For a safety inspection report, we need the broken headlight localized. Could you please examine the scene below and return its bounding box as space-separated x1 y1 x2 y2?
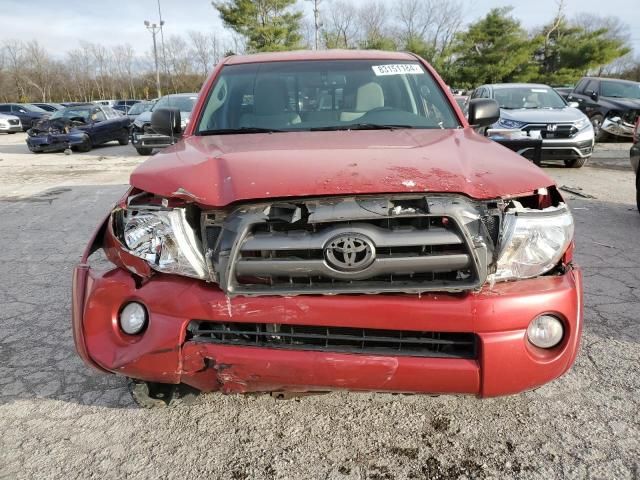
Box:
494 204 574 281
122 208 207 279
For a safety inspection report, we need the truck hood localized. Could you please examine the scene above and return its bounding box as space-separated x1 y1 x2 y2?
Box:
130 128 554 207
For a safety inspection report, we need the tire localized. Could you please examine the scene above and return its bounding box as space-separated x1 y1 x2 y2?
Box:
7 132 16 135
564 157 588 168
590 114 608 142
136 147 153 156
75 135 92 152
118 130 129 145
127 378 200 408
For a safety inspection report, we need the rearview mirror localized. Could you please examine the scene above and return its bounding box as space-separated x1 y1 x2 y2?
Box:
151 108 181 137
467 98 500 128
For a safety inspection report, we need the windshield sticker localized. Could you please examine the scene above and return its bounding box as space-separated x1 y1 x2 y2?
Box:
372 64 423 76
530 88 549 93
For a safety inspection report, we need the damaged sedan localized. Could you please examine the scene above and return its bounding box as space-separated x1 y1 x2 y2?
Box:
27 104 130 153
73 50 583 407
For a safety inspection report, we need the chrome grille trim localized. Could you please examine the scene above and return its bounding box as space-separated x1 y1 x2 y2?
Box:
203 195 494 296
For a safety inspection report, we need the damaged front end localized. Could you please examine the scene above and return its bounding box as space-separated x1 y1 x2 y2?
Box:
26 117 89 152
601 110 640 138
73 186 580 404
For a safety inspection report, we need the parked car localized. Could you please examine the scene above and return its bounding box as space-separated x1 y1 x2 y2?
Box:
94 99 118 107
72 50 582 407
130 93 198 155
471 83 594 167
26 103 130 153
0 112 22 133
630 118 640 212
0 103 48 130
113 99 141 113
567 77 640 141
126 101 154 121
454 95 469 115
30 102 65 112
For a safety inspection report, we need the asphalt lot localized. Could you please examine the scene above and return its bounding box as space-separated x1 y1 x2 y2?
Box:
0 132 639 479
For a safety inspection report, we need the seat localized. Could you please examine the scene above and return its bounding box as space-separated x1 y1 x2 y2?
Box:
523 93 540 109
239 78 301 129
340 82 384 122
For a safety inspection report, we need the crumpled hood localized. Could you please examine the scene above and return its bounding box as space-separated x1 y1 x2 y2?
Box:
29 117 87 135
500 107 586 123
130 128 554 207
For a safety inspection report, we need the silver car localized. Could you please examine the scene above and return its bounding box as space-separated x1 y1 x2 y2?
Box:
0 112 22 133
471 83 595 168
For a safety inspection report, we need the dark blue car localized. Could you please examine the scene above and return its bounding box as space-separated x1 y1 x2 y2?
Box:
26 104 130 153
0 103 48 130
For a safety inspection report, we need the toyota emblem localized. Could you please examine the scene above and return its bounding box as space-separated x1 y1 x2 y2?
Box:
324 233 376 272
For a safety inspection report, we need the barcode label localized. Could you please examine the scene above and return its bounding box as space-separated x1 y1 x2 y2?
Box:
372 64 424 76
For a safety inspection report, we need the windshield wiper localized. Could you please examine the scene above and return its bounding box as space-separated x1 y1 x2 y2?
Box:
198 127 286 135
309 123 416 131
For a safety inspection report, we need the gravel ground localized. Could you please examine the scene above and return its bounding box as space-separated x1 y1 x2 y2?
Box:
0 133 639 479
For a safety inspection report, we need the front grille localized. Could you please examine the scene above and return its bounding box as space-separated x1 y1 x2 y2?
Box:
522 123 577 139
204 196 489 296
8 119 19 125
187 320 478 359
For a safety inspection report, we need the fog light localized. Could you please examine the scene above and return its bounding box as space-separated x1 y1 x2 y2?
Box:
527 315 564 349
119 302 147 335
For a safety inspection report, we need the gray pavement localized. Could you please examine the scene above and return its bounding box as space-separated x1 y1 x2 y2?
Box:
0 138 639 479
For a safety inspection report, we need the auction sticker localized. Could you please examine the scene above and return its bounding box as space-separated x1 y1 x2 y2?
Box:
372 64 423 76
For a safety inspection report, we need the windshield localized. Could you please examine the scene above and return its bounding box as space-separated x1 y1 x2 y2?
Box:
195 60 460 134
153 95 197 112
601 80 640 99
128 103 152 115
493 86 566 109
50 107 93 121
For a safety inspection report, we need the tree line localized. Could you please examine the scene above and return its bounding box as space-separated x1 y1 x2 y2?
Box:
0 0 637 103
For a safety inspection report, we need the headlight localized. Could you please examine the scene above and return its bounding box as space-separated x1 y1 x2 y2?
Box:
574 116 590 130
497 118 527 129
494 204 574 281
122 208 207 279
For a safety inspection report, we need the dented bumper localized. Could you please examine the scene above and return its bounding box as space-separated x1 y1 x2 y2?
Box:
72 264 582 397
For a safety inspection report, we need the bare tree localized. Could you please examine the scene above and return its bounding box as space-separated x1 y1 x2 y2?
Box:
321 0 359 48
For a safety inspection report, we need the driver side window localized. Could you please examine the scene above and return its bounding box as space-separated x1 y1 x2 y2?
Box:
92 108 107 122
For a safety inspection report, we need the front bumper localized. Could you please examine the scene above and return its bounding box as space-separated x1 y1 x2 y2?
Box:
26 132 85 152
0 124 22 133
72 263 583 398
601 117 635 138
519 130 595 160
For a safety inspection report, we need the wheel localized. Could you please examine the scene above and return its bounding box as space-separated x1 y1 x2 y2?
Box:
590 114 608 142
118 130 129 145
75 135 92 152
564 157 588 168
636 170 640 214
136 147 153 156
127 378 200 408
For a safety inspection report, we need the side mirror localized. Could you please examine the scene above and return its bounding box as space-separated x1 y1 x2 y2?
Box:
568 101 580 108
587 90 598 101
467 98 500 128
151 108 181 137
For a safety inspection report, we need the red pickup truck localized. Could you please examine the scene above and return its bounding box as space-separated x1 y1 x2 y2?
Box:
72 50 582 407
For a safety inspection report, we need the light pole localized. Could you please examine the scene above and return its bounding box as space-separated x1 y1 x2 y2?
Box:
144 20 164 98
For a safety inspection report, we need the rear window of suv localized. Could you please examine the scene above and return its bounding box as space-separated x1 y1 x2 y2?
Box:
196 60 460 133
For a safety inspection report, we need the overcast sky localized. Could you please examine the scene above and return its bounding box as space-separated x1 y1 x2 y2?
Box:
0 0 638 55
